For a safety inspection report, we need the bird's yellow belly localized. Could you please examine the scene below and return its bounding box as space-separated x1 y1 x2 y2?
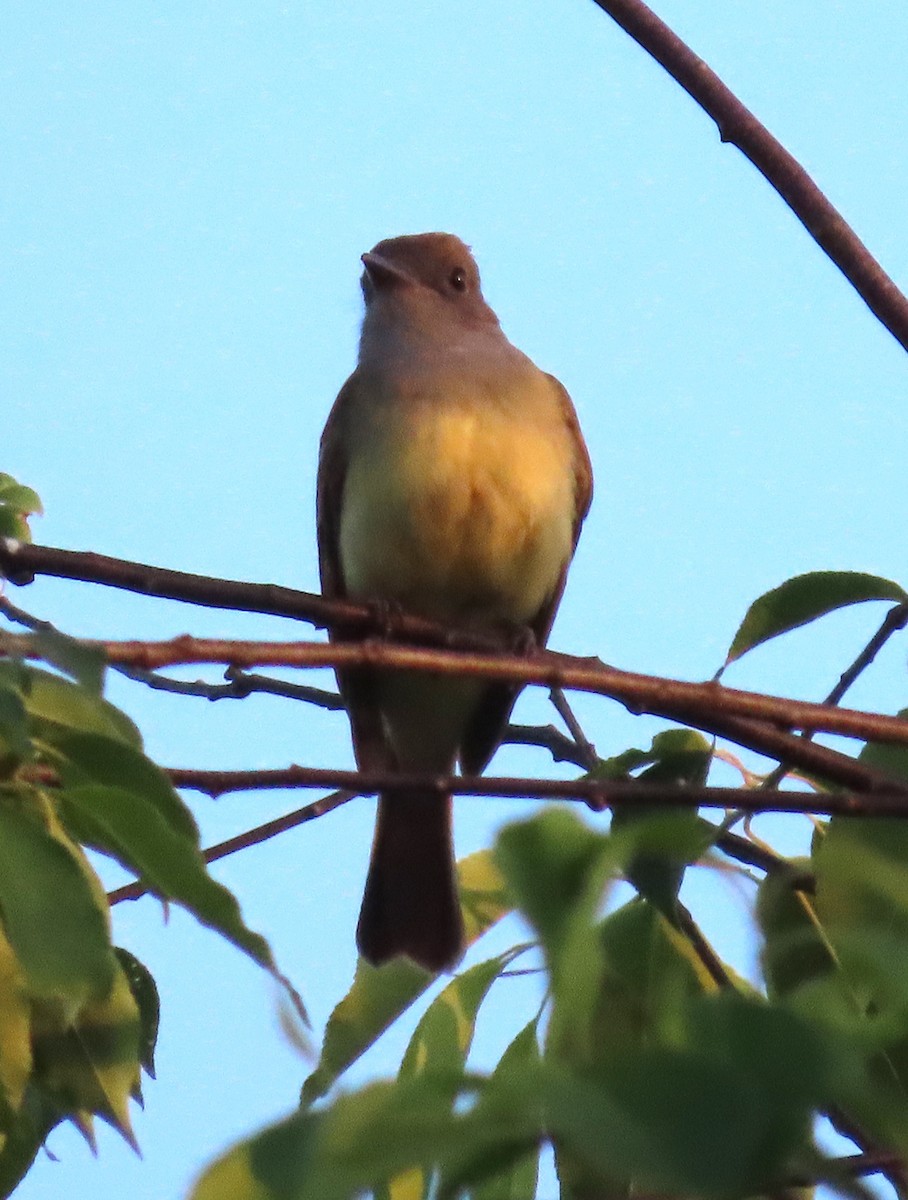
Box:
339 403 574 625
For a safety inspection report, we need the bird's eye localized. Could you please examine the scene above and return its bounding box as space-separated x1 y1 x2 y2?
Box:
449 267 467 292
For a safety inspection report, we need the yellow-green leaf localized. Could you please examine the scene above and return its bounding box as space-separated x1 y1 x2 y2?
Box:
0 790 114 1006
302 850 509 1106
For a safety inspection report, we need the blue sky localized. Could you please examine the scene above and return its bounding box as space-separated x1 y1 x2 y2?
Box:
4 2 908 1197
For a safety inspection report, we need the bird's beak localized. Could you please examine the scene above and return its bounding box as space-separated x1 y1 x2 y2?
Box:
361 251 411 289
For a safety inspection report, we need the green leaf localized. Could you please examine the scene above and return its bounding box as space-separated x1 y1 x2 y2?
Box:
598 899 718 1038
723 571 907 667
0 475 42 543
194 1079 455 1200
470 1021 541 1200
23 667 141 748
59 785 274 971
391 954 512 1199
53 730 200 843
302 850 508 1106
0 1090 60 1199
0 476 43 518
589 730 716 918
808 818 908 1153
757 861 836 999
591 727 713 786
302 955 431 1108
399 953 508 1081
458 847 512 948
495 808 612 962
196 1072 546 1200
497 811 615 1074
114 947 160 1081
0 930 32 1116
859 708 908 784
547 995 830 1199
30 629 106 694
0 791 114 1006
0 683 31 776
609 730 715 916
815 818 908 939
31 955 143 1148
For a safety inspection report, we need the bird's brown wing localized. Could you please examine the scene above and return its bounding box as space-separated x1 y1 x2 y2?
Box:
317 373 391 772
459 374 593 775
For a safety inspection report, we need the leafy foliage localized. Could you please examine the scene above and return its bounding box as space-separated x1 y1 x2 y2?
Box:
0 607 279 1189
0 476 43 543
4 476 908 1199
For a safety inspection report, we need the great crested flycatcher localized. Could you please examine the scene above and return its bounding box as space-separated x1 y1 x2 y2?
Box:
317 233 592 972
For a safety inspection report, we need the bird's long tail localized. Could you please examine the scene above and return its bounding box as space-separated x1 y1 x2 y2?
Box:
356 789 464 972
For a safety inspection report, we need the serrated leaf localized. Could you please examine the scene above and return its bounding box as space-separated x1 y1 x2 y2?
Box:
302 850 508 1106
59 784 274 970
53 730 199 843
723 571 907 667
23 667 141 748
0 791 114 1006
31 957 142 1147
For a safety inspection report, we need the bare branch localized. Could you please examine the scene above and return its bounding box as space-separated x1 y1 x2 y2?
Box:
5 631 906 751
160 764 908 816
0 539 505 650
589 0 908 351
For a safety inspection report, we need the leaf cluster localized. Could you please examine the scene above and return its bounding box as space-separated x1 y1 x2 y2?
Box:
0 561 281 1193
5 481 908 1200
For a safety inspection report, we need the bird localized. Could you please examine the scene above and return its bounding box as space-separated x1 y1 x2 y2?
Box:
317 233 592 972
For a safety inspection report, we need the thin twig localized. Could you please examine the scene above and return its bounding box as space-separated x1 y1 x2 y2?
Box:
676 903 733 989
713 829 793 878
505 722 590 767
106 789 355 905
763 601 908 789
589 0 908 351
119 663 345 708
549 687 598 766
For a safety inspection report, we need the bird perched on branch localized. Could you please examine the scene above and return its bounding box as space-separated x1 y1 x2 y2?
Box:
317 233 592 971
